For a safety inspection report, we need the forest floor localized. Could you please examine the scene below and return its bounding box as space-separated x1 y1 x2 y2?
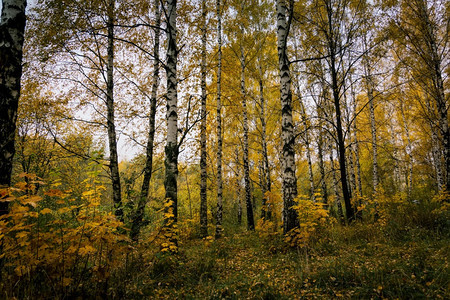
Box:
118 223 449 299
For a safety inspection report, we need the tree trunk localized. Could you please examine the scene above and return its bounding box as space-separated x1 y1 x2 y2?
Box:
235 148 242 225
130 0 160 241
164 0 178 224
276 0 298 234
300 102 315 201
326 0 354 222
0 0 27 217
400 101 413 197
363 53 378 195
317 125 328 204
329 141 344 222
390 122 401 192
105 0 123 221
418 0 449 191
199 0 208 238
426 97 444 191
215 0 223 238
257 59 271 220
350 74 363 197
240 42 255 231
431 119 444 191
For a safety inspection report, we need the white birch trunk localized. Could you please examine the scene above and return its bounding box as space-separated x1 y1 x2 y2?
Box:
257 58 271 219
105 0 123 221
276 0 298 233
164 0 178 224
0 0 27 216
400 101 413 197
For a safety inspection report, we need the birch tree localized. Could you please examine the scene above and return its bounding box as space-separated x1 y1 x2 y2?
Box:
0 0 27 217
199 0 208 238
390 0 449 191
164 0 179 225
105 0 123 221
240 30 255 231
215 0 223 238
276 0 299 233
130 0 161 240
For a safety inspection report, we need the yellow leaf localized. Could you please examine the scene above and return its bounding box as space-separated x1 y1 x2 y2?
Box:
79 245 96 256
14 265 27 276
62 277 72 287
16 231 28 239
57 207 71 214
41 208 53 214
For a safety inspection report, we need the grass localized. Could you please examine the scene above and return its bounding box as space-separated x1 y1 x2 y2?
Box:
116 222 449 299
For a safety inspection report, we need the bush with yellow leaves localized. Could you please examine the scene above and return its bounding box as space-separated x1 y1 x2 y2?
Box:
285 195 329 249
157 199 178 254
256 191 282 240
0 173 132 298
357 188 449 234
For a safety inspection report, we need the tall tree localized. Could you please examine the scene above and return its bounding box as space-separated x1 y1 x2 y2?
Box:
199 0 208 238
130 0 161 240
0 0 27 216
215 0 224 238
276 0 299 233
240 27 255 231
324 0 354 222
164 0 179 224
105 0 123 221
257 56 272 219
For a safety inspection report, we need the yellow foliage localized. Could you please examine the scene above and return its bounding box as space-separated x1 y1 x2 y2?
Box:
156 199 178 254
0 174 132 294
285 195 329 248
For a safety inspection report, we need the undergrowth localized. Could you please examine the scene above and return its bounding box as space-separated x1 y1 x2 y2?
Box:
1 178 448 299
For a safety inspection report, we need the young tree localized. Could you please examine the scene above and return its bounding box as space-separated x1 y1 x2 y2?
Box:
0 0 27 216
215 0 224 238
240 30 255 231
105 0 123 221
199 0 208 238
130 0 161 241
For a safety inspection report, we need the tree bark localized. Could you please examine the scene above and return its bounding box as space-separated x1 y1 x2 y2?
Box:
350 74 363 197
257 59 271 220
105 0 123 221
363 49 378 195
329 141 344 222
215 0 223 238
300 102 315 201
400 101 413 197
235 148 242 225
276 0 298 234
130 0 160 241
0 0 27 216
199 0 208 238
240 42 255 231
164 0 178 224
317 125 328 204
325 1 354 223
